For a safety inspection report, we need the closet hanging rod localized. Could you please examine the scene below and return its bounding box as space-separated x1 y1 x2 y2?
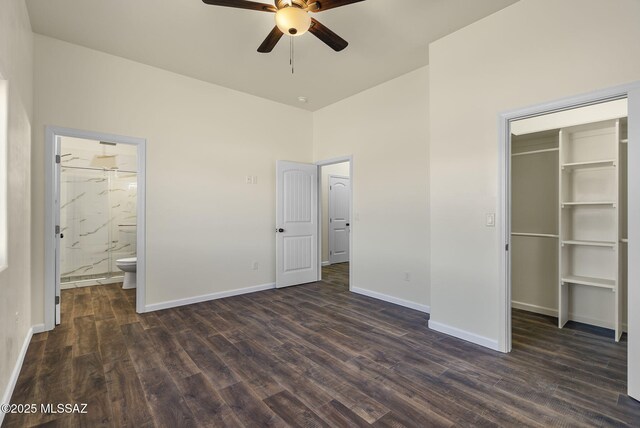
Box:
621 139 628 144
511 232 559 238
511 148 559 157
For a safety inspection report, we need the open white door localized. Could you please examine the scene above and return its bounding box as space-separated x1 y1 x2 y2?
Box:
276 161 318 288
329 176 350 264
54 136 62 325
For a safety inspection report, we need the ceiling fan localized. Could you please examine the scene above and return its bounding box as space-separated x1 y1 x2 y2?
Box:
202 0 365 53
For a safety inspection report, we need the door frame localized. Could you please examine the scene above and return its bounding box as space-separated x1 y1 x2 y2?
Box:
498 81 640 398
316 156 353 291
44 126 147 331
328 174 350 265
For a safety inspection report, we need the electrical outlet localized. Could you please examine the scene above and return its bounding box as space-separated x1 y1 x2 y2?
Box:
403 272 410 282
246 176 253 185
251 261 259 270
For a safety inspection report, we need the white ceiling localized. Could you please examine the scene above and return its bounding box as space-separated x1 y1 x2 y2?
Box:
26 0 518 111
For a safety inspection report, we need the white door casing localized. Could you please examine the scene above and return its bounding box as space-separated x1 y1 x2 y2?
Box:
54 137 62 325
276 161 318 288
329 175 350 264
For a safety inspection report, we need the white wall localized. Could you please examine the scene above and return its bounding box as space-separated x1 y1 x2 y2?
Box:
321 162 350 264
0 0 33 413
429 0 640 348
313 67 430 310
32 35 312 318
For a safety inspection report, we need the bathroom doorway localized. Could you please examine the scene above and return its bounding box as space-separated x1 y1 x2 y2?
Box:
318 158 352 290
44 127 146 330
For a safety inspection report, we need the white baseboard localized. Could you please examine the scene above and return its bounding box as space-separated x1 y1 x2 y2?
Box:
145 282 276 312
31 324 45 334
351 287 430 313
511 300 627 332
1 326 35 425
321 261 330 267
511 301 557 317
428 320 501 352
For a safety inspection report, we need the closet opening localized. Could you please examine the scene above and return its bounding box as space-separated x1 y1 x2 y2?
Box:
510 98 628 341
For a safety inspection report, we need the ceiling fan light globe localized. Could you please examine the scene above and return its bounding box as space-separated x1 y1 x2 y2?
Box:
275 7 311 36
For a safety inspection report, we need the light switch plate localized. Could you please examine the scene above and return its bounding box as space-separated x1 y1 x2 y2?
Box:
486 213 496 227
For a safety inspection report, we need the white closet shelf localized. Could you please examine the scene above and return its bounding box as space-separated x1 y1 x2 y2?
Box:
561 201 615 208
512 232 558 238
561 159 616 170
561 275 615 290
561 239 616 248
621 139 628 144
621 238 628 243
512 148 559 157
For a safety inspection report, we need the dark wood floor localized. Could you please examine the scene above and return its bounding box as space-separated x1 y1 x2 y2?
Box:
4 271 640 427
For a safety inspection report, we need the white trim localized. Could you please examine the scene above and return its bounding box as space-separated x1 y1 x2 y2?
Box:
31 324 45 334
511 301 557 317
321 261 330 267
44 126 147 331
428 320 501 352
628 86 640 399
315 156 353 291
0 326 34 425
144 282 276 312
351 287 430 313
499 81 640 356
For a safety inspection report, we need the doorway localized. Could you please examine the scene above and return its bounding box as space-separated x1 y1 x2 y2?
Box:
321 161 351 289
499 82 640 401
44 127 146 331
274 156 353 291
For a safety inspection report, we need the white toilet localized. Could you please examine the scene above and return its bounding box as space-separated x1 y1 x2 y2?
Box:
116 257 137 289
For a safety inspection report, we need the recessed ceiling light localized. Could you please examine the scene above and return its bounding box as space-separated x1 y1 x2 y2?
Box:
298 96 308 103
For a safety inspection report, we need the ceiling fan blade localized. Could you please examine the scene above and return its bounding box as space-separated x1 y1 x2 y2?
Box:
202 0 277 13
309 18 348 51
258 26 284 53
307 0 365 12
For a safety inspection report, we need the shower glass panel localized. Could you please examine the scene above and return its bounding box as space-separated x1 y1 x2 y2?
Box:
59 137 137 288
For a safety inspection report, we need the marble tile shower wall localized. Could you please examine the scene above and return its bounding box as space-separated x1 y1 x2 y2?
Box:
60 145 137 284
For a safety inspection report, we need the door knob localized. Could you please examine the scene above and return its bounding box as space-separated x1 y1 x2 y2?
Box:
60 233 64 239
346 223 350 227
276 228 285 233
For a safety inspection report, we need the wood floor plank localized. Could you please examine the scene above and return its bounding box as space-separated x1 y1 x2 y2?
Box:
72 352 113 427
103 360 155 428
263 390 330 428
315 399 374 428
218 381 288 428
137 366 198 428
73 315 99 358
146 326 200 381
174 329 239 390
202 334 284 400
175 373 240 428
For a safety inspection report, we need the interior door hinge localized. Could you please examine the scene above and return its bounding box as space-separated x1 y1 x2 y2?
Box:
55 155 61 164
55 225 60 235
55 296 60 305
505 243 509 251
